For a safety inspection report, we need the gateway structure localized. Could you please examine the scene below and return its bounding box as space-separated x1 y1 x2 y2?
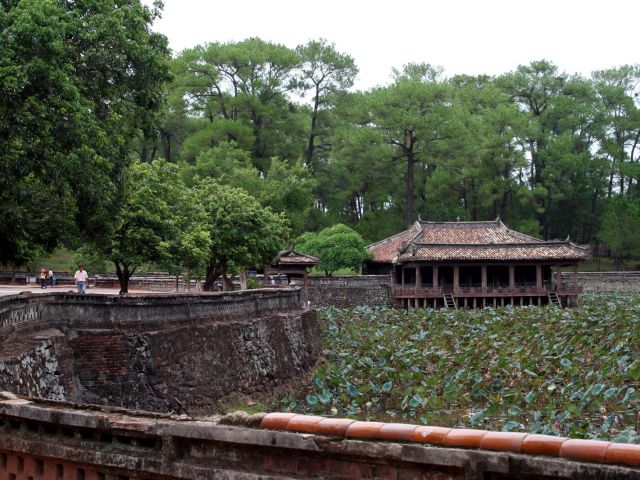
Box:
365 220 589 308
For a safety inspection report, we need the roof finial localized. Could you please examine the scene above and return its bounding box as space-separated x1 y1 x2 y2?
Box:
565 235 570 241
495 215 500 222
417 214 422 221
456 216 460 222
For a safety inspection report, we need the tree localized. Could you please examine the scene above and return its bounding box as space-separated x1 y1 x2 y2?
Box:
354 68 459 226
295 224 371 276
0 0 171 265
197 181 290 290
190 142 316 235
173 38 304 170
296 39 358 172
592 66 640 197
599 196 640 270
96 160 205 294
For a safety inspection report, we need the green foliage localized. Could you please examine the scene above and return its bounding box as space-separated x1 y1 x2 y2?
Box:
73 246 110 275
197 181 290 289
94 159 205 292
0 0 171 265
190 143 316 235
295 224 371 275
599 196 640 269
285 294 640 441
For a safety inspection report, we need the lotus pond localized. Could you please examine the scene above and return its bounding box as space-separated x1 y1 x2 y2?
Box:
280 293 640 442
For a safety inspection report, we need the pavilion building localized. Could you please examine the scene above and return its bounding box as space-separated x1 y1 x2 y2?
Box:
364 220 589 308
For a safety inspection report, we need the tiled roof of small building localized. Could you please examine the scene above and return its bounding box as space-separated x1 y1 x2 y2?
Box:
367 220 589 264
275 249 320 266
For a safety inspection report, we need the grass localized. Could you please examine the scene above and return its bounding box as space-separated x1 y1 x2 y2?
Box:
28 248 75 273
280 294 640 442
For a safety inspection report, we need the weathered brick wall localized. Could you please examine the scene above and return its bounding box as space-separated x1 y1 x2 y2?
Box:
306 276 392 308
562 271 640 293
0 290 320 414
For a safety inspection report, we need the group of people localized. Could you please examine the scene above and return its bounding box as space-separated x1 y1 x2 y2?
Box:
37 265 89 294
38 268 55 288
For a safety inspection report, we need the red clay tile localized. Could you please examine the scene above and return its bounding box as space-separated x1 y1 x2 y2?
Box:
345 421 385 440
480 432 528 453
521 434 567 457
605 443 640 467
560 439 611 463
286 415 326 433
377 423 419 442
316 418 355 437
444 429 488 448
410 426 452 444
260 412 297 430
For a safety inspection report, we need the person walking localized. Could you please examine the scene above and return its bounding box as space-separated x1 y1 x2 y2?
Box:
74 265 89 294
48 269 55 287
39 268 47 289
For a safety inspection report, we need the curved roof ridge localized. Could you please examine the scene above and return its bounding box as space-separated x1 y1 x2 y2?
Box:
410 241 584 247
418 219 502 226
366 221 421 249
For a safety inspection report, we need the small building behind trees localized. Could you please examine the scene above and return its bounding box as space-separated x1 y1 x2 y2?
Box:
365 220 589 308
264 248 320 291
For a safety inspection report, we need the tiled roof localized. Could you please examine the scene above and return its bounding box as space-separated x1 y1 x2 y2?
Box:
398 243 588 262
365 223 422 263
367 220 589 263
275 249 320 266
413 221 541 244
261 413 640 469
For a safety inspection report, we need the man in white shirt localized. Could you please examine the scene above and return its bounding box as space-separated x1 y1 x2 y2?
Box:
73 265 89 294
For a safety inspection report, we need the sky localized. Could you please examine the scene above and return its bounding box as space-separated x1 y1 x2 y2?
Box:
143 0 638 91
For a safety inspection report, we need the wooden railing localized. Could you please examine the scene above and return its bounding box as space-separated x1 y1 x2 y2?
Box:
394 283 582 297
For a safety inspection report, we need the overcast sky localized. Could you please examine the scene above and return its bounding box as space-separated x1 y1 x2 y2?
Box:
144 0 638 90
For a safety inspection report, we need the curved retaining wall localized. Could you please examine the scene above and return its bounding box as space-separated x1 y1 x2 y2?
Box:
0 289 320 414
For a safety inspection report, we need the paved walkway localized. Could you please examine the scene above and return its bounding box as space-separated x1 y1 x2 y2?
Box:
0 284 157 297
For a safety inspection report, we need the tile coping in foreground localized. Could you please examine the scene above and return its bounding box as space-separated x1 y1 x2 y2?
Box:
260 413 640 469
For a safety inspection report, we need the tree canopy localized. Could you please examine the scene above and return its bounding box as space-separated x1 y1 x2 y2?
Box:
0 0 171 265
4 20 640 271
295 224 370 276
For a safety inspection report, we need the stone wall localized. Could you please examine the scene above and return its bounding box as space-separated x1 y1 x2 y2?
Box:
0 290 320 414
305 275 392 308
0 397 638 480
562 271 640 293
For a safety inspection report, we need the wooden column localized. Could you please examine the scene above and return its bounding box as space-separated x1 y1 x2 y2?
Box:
481 265 487 291
555 265 562 290
536 264 542 290
432 266 439 289
509 265 515 289
415 265 421 287
453 266 459 292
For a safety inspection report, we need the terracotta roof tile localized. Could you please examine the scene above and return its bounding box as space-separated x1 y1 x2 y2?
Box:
398 243 588 262
560 439 611 463
366 224 421 263
480 432 528 453
521 434 568 457
377 423 418 441
345 421 385 439
443 428 488 448
367 220 589 264
414 221 540 245
286 415 325 433
410 426 451 444
261 414 640 469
